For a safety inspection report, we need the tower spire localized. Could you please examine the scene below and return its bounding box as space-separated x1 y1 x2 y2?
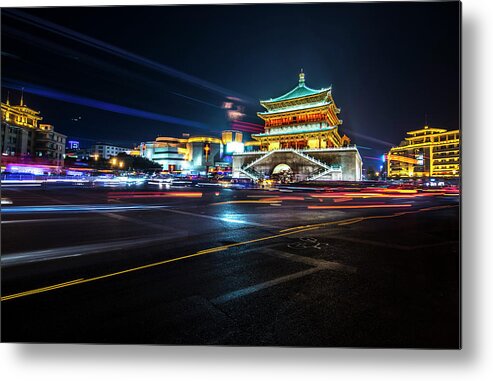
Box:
299 68 305 87
20 87 24 106
6 91 10 106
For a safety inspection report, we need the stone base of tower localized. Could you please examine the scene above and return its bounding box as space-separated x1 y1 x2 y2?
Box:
232 146 362 182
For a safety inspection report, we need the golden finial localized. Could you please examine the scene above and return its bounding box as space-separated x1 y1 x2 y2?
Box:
299 68 305 86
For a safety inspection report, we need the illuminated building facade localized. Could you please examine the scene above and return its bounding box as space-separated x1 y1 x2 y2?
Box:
187 136 223 172
92 143 131 159
222 130 244 155
387 126 460 179
140 135 223 173
233 71 362 182
1 95 66 167
35 124 66 167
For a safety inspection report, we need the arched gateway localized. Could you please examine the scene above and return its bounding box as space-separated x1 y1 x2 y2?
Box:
272 163 292 175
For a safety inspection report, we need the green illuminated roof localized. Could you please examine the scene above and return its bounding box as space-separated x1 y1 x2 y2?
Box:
263 85 329 103
261 70 331 104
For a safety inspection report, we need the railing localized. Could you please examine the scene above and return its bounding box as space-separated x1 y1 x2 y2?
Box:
301 145 358 152
242 150 275 170
236 148 349 181
233 145 358 156
306 165 342 181
290 150 333 171
239 167 261 181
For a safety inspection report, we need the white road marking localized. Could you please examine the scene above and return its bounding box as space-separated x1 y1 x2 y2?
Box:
1 234 189 267
102 212 183 233
211 248 356 305
263 248 356 273
165 208 278 228
211 267 322 305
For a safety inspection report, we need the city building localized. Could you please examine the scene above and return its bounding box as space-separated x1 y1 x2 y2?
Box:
187 136 222 173
92 143 130 159
139 134 223 174
386 125 460 179
232 70 362 182
1 95 66 167
141 136 189 172
35 124 66 167
65 140 93 161
222 130 244 154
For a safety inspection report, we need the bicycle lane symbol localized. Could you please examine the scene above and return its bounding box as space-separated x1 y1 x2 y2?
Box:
287 237 328 250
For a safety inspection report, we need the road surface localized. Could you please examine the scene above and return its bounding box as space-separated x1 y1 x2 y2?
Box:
1 184 460 347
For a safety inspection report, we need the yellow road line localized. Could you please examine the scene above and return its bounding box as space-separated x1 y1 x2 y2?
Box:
2 204 458 302
1 279 85 301
1 227 318 302
337 218 365 226
279 219 353 233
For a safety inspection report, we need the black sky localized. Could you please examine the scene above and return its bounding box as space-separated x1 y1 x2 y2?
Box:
1 2 460 166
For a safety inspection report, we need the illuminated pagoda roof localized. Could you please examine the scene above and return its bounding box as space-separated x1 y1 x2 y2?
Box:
258 100 332 116
406 126 448 136
265 84 329 103
259 70 333 112
253 125 335 138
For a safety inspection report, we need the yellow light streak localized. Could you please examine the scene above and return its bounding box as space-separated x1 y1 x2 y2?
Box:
210 200 281 206
1 227 317 302
280 204 458 233
2 205 458 302
308 204 412 209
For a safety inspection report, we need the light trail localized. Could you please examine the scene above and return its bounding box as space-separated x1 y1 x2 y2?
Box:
1 204 171 214
3 9 253 103
3 78 209 130
307 204 412 209
1 217 81 225
107 191 203 200
308 191 440 199
1 226 317 302
258 196 306 202
341 128 397 148
210 200 281 206
333 197 353 203
281 204 458 233
0 204 459 302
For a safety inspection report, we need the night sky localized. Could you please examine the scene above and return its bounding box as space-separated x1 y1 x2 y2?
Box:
1 2 460 168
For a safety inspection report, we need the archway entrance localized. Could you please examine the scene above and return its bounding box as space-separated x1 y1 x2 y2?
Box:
272 163 292 174
271 163 294 183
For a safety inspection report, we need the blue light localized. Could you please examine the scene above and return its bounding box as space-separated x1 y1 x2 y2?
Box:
3 79 209 130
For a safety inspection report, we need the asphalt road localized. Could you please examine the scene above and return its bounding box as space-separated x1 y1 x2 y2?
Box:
1 184 460 348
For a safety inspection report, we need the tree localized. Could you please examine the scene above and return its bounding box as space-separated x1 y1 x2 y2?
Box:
116 153 162 171
366 166 380 181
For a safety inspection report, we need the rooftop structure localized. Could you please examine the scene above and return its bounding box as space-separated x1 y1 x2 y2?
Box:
233 71 361 182
387 125 460 179
1 94 66 168
140 134 224 174
252 70 350 151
